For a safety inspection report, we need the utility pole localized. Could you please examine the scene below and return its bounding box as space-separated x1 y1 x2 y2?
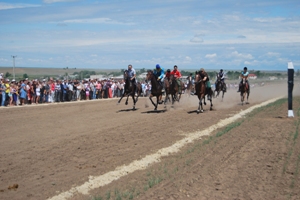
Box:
11 55 17 80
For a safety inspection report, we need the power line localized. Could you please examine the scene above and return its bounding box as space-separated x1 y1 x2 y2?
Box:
11 55 17 80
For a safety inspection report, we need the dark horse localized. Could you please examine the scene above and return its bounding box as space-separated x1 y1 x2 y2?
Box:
146 70 164 110
240 77 250 105
194 74 214 113
164 74 183 105
186 75 194 95
214 76 225 101
117 70 142 110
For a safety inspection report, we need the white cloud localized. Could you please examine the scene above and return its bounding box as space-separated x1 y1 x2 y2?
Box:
190 35 203 43
43 0 78 4
231 51 253 59
60 18 134 25
253 17 285 23
266 52 280 57
0 3 40 10
185 56 192 61
205 53 217 59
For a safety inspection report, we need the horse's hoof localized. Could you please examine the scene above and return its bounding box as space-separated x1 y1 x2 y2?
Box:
204 102 207 105
197 110 200 114
210 108 213 111
200 110 204 113
125 102 128 105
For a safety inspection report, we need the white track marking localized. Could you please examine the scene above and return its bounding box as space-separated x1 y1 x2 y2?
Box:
48 96 283 200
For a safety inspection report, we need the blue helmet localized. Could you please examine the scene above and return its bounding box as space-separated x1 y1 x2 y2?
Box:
156 64 161 69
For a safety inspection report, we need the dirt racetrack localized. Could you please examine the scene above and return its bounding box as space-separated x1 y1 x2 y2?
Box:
1 82 300 200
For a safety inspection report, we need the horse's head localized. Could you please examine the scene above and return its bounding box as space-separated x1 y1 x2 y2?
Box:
123 70 128 79
242 77 246 85
146 70 154 81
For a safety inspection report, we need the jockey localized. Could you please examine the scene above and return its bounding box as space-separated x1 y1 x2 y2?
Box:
171 65 182 93
153 64 165 104
153 64 165 86
164 69 171 80
215 69 226 91
237 67 249 92
127 64 136 85
199 68 212 100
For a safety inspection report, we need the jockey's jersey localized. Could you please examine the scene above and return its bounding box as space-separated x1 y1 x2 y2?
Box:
200 72 209 81
218 72 225 80
154 68 165 79
165 73 171 78
127 68 136 78
241 71 249 78
171 70 182 78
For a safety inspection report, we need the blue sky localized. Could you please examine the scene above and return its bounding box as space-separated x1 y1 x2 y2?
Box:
0 0 299 71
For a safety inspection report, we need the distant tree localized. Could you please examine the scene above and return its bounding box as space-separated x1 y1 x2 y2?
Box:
255 71 261 78
140 68 146 73
23 73 29 79
5 72 11 78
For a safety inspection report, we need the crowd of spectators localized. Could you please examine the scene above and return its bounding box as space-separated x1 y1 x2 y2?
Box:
0 72 151 107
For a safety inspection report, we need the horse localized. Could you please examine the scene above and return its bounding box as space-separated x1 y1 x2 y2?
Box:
146 70 164 110
117 70 142 110
164 74 182 105
194 74 214 113
214 76 225 101
240 77 250 105
186 75 194 95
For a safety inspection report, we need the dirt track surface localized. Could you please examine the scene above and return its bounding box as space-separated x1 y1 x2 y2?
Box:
0 82 300 200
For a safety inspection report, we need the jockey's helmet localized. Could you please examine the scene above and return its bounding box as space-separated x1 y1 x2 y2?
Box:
200 68 204 72
174 65 178 69
220 69 223 72
244 67 247 70
167 69 171 73
156 64 161 69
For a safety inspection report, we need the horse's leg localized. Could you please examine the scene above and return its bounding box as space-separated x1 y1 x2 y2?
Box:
132 94 136 110
178 93 181 102
197 97 204 114
149 95 157 110
209 96 213 110
241 92 244 105
246 91 250 104
125 94 130 105
155 95 159 110
117 93 125 104
222 90 224 101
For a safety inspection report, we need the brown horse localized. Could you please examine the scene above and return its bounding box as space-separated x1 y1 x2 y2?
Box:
146 70 164 110
194 74 214 113
214 76 225 101
240 77 250 105
164 74 183 105
117 70 142 110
